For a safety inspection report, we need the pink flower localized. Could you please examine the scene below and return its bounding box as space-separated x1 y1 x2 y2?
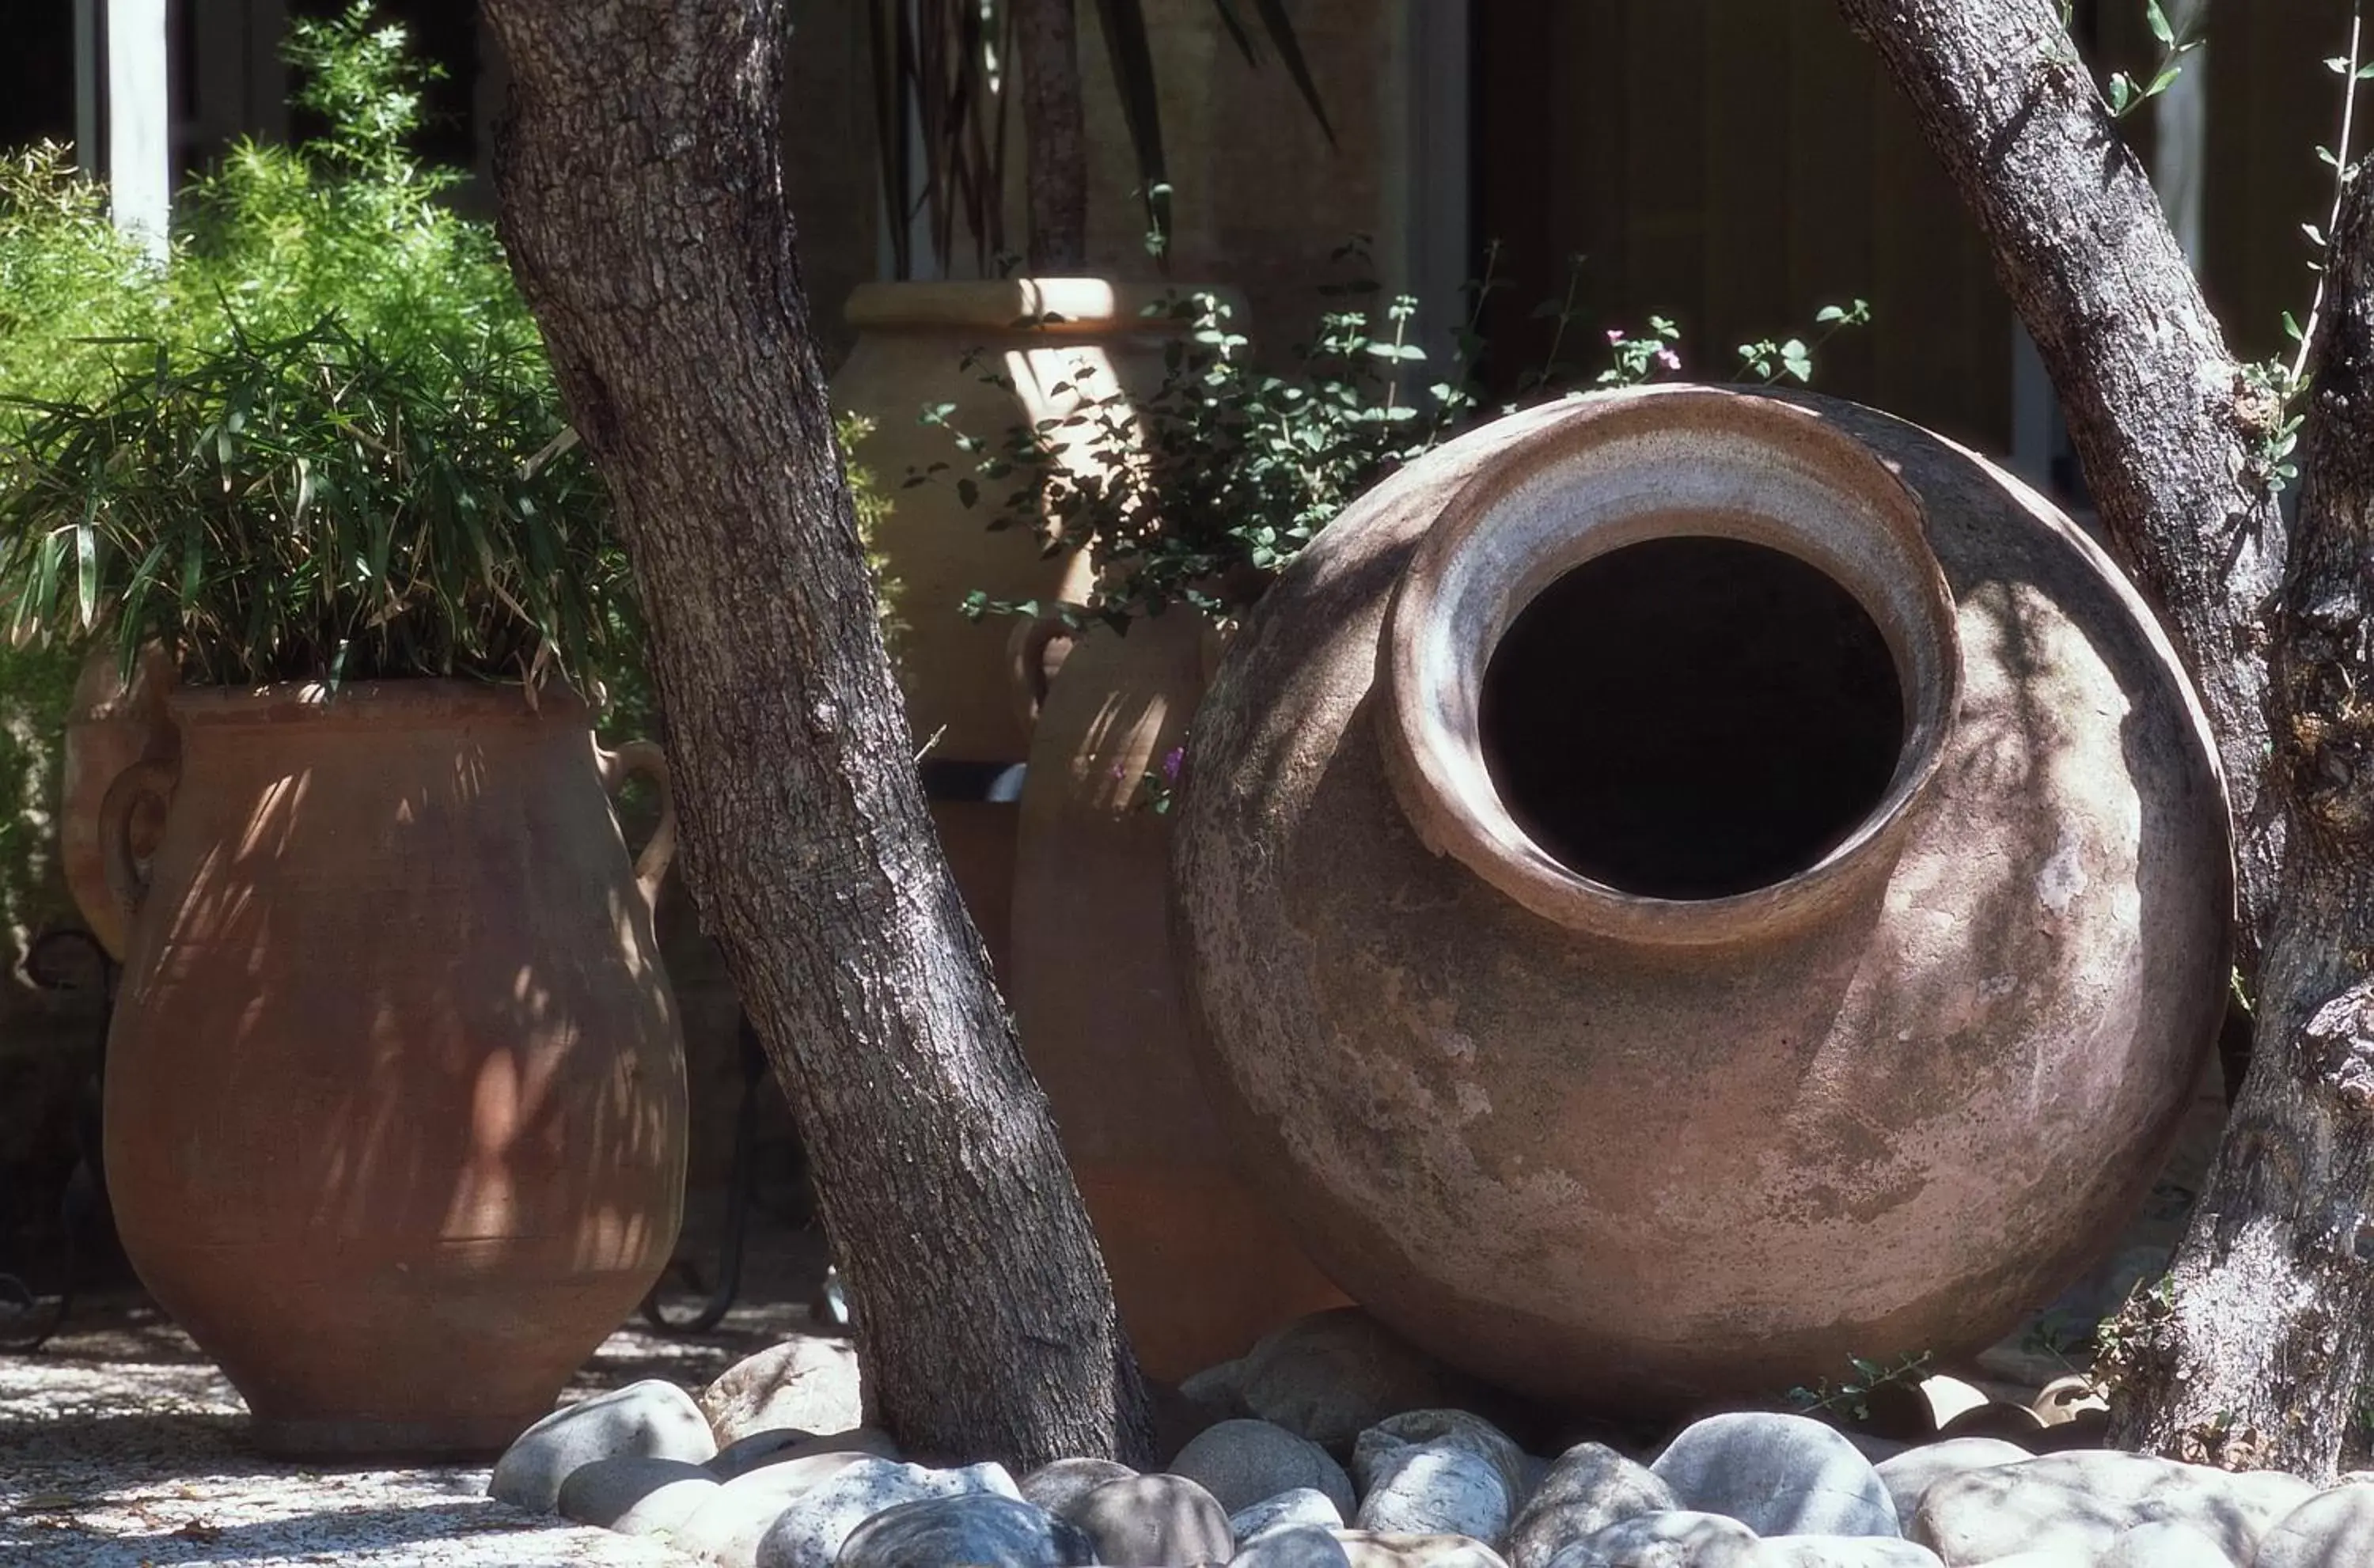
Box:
1606 328 1625 345
1655 347 1682 372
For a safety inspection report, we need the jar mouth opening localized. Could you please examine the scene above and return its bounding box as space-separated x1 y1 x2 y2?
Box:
1378 387 1961 944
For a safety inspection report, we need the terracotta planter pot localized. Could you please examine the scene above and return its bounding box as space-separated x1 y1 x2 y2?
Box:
835 278 1215 975
59 642 177 958
1173 386 2231 1410
99 681 688 1456
1010 613 1347 1381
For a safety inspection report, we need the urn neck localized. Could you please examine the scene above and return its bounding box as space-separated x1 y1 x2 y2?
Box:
166 678 592 739
1377 387 1961 945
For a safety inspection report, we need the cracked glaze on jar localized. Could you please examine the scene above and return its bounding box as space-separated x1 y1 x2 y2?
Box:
1171 386 2232 1408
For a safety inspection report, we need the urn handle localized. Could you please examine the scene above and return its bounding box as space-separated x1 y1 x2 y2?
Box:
100 757 178 930
599 740 678 909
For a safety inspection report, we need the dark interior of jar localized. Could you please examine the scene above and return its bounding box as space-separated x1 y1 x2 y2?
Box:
1478 535 1907 900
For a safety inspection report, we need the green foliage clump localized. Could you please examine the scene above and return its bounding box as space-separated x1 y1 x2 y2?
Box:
0 144 167 411
927 241 1869 634
0 3 624 691
931 240 1502 632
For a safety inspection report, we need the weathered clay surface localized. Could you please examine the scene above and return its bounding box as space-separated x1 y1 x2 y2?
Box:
1172 385 2231 1407
60 642 176 958
834 280 1219 979
104 682 688 1454
1011 613 1344 1381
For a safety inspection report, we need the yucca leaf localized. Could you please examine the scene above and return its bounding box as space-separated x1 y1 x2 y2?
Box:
1237 0 1336 145
1094 0 1172 246
1206 0 1257 59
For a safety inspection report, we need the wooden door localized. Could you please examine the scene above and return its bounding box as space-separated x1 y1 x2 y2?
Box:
1471 0 2013 451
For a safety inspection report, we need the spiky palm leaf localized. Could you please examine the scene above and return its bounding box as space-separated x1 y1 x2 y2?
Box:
869 0 1331 277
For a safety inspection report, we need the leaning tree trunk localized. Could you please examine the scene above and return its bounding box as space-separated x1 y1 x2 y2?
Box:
481 0 1152 1469
2099 162 2374 1480
1837 0 2374 1476
1836 0 2287 960
1016 0 1090 270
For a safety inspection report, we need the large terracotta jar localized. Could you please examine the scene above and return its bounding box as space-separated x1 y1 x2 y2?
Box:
1173 386 2232 1411
99 681 688 1456
835 278 1213 975
59 642 177 958
1011 613 1348 1381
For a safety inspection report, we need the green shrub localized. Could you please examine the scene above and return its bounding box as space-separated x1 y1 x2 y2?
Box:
0 5 629 693
1 4 898 713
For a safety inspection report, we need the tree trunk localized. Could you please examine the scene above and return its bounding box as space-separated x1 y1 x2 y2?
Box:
1835 0 2287 961
1016 0 1089 271
2099 161 2374 1481
481 0 1152 1470
1838 0 2374 1476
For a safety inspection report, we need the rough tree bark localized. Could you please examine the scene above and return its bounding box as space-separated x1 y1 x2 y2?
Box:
1015 0 1090 270
2102 163 2374 1479
1840 0 2374 1476
481 0 1152 1469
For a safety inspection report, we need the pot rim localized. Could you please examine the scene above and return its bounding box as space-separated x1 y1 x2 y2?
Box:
1375 384 1963 946
844 277 1245 336
165 676 591 729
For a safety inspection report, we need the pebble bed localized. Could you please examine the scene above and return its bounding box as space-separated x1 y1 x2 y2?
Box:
474 1305 2374 1568
12 1260 2374 1566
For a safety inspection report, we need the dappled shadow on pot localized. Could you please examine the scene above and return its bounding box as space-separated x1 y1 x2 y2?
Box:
103 684 688 1456
1174 389 2230 1414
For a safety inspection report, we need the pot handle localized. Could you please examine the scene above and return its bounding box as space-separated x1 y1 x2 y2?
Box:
600 740 678 909
100 758 178 930
1008 608 1079 732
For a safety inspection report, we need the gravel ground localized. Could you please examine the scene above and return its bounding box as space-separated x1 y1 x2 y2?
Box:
0 1224 835 1567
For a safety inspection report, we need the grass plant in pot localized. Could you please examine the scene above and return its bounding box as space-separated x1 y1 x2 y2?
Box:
0 13 685 1459
0 140 183 957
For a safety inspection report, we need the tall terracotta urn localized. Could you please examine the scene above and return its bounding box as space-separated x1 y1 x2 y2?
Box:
59 642 177 958
1010 613 1347 1382
100 681 688 1456
835 278 1215 975
1172 386 2232 1411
